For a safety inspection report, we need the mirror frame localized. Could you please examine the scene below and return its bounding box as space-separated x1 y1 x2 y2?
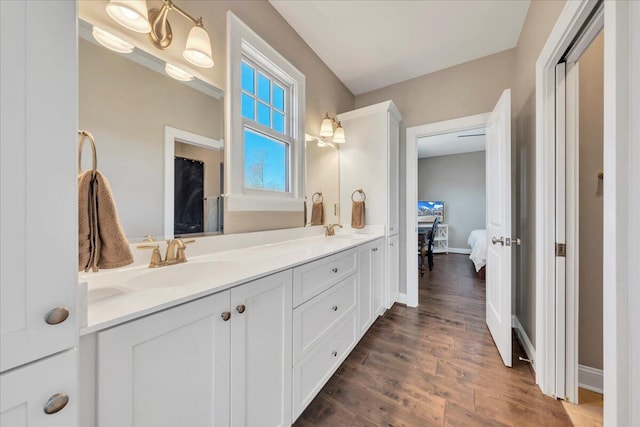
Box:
164 125 224 239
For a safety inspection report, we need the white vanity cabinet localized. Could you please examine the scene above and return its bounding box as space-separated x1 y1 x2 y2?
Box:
357 238 386 338
95 270 292 427
387 234 400 306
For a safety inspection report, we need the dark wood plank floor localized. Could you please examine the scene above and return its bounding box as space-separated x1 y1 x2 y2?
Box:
294 254 573 426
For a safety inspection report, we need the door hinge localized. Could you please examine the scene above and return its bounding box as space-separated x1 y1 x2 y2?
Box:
556 243 566 257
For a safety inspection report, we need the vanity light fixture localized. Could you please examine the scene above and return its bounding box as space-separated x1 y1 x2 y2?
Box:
165 63 194 81
92 26 135 54
319 113 346 144
106 0 214 68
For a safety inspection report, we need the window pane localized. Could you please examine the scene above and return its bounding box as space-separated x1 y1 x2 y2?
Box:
242 94 255 120
257 102 271 127
241 62 254 94
257 73 271 103
244 129 288 192
273 111 285 134
273 84 284 111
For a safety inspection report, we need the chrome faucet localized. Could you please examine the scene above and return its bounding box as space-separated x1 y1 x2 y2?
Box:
324 224 343 236
137 237 195 268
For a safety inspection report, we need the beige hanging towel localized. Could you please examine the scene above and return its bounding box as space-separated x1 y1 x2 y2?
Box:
310 192 324 225
351 189 366 229
78 131 133 272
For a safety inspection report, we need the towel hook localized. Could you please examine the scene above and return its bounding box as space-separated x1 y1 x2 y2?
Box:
351 188 366 202
312 191 323 203
78 130 97 177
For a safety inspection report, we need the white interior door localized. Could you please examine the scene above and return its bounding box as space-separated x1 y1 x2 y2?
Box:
485 89 513 367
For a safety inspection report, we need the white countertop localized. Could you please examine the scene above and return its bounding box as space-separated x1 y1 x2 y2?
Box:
79 232 384 335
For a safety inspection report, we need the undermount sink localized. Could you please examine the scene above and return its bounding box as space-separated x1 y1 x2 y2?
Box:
124 260 239 290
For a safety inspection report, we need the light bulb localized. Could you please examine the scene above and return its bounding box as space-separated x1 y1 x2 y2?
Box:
183 25 214 68
106 0 151 33
320 113 334 137
332 122 346 144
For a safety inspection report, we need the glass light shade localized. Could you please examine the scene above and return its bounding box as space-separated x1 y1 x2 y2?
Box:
332 123 346 144
92 26 135 54
165 63 194 82
183 25 214 68
106 0 151 33
316 140 328 148
319 115 334 137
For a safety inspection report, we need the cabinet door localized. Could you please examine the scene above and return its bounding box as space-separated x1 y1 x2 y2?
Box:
1 350 77 427
387 235 400 308
97 293 231 427
387 114 400 234
357 244 373 338
230 270 292 427
1 0 77 373
371 240 386 317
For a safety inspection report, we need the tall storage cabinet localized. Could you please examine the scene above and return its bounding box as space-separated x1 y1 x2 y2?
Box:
1 1 78 425
338 101 402 308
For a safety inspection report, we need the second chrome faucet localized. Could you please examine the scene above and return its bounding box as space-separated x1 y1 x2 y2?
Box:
137 236 195 268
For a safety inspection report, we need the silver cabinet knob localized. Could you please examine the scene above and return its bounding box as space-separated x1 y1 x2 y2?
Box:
44 307 69 325
331 351 338 357
332 267 338 273
236 304 246 314
43 393 69 415
221 311 231 321
331 305 338 311
492 236 505 246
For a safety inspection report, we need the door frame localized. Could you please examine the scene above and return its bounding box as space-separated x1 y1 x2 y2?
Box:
405 112 490 308
535 1 638 424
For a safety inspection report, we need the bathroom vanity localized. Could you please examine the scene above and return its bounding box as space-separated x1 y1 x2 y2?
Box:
78 231 386 426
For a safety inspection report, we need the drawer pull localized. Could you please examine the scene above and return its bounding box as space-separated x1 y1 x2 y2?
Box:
236 304 246 314
331 305 338 311
44 307 69 325
221 311 231 321
332 267 338 273
331 351 338 357
43 393 69 414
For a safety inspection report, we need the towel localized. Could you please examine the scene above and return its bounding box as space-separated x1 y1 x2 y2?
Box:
351 200 365 229
78 170 133 272
310 202 324 225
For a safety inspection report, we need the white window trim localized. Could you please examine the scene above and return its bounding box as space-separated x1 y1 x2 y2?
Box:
226 11 305 212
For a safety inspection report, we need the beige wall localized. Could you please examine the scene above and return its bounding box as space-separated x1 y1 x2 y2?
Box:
355 49 516 294
80 0 354 234
79 38 220 241
578 31 604 370
418 152 486 249
513 0 566 343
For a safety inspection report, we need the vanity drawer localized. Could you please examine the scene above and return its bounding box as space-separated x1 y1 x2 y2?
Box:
293 249 357 307
293 275 357 364
292 312 357 420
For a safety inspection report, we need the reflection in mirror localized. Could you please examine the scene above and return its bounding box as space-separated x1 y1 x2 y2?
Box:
78 19 223 242
305 137 340 226
164 127 224 239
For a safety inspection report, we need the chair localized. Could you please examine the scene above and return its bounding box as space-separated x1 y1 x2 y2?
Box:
427 218 440 272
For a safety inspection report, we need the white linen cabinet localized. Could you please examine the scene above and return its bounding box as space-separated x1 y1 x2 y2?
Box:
338 101 402 307
96 270 292 427
1 1 78 425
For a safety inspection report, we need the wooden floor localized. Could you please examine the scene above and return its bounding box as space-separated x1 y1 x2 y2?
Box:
294 254 579 426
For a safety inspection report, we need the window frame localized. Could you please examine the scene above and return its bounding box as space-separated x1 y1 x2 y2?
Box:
226 12 305 212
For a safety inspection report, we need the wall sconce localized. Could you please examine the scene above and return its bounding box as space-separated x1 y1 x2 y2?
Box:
106 0 214 68
319 113 346 144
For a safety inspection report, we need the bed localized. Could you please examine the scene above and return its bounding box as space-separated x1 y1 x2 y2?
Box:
468 229 487 279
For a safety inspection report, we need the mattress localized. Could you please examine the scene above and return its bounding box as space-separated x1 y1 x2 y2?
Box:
468 229 487 272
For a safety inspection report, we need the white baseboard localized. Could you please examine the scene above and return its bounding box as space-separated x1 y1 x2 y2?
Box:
448 247 472 254
396 293 407 305
578 364 603 394
512 315 536 371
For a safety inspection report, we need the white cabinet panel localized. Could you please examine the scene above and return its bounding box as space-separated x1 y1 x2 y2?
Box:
1 350 77 427
387 235 400 307
97 293 230 427
294 275 357 363
388 115 400 234
372 240 386 316
357 244 373 337
230 270 292 427
1 0 77 373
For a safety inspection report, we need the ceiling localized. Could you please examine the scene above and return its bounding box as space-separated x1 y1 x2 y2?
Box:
269 0 530 95
418 128 485 158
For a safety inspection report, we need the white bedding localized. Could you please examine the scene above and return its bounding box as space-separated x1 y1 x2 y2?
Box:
468 229 487 272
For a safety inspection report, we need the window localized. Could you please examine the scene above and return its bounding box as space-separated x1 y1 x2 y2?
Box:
226 12 305 212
